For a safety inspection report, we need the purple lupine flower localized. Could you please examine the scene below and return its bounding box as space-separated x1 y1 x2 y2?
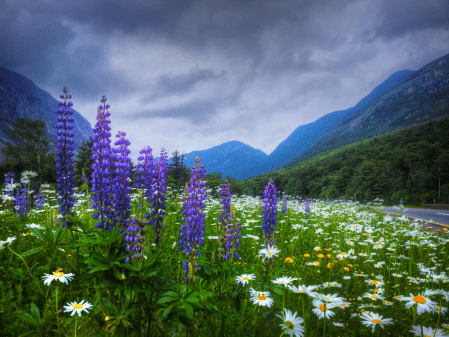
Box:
35 189 45 209
111 131 132 227
148 148 168 246
16 188 28 220
135 146 154 214
91 96 113 230
281 194 287 215
124 217 139 262
262 178 278 248
81 169 88 185
218 180 241 260
178 157 206 283
56 87 76 227
305 197 310 215
4 172 15 196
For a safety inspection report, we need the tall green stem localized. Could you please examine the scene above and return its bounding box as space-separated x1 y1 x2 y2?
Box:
56 283 61 337
7 245 44 296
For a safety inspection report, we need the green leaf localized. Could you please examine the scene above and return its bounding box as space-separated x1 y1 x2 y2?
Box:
182 302 194 319
30 302 40 321
89 264 112 273
105 301 120 316
184 296 199 303
21 246 44 257
162 303 177 319
112 267 124 280
157 297 176 304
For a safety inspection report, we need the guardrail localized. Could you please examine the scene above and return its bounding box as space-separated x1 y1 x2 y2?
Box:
422 204 449 210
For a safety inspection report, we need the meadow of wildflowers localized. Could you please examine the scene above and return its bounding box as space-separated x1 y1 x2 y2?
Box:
1 88 449 336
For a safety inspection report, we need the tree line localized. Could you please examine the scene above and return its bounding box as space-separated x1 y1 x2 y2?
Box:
239 116 449 206
2 116 448 206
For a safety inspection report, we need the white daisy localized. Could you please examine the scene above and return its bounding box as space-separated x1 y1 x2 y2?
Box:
64 300 93 317
249 288 274 307
272 276 297 286
361 312 393 333
236 274 256 286
410 325 447 337
288 284 317 296
0 236 16 248
42 269 75 286
399 293 437 315
276 308 304 337
311 299 335 319
258 244 281 259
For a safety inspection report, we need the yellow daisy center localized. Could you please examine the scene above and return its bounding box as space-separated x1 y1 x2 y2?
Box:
285 320 294 329
320 304 327 312
370 280 379 284
268 252 272 255
73 304 83 309
242 277 249 281
258 294 267 301
413 296 426 304
371 319 381 324
53 271 64 277
340 252 346 255
370 295 377 299
341 303 347 307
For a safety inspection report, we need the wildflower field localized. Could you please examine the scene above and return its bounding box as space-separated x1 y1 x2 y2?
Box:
1 88 448 337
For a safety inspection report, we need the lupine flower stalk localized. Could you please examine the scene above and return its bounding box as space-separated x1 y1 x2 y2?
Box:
55 87 76 227
178 157 206 283
135 146 154 220
305 197 310 218
148 149 168 246
262 178 278 248
282 193 287 215
4 172 15 196
4 173 16 210
36 189 45 209
218 180 241 260
111 131 132 227
16 188 29 220
124 218 139 263
91 96 113 230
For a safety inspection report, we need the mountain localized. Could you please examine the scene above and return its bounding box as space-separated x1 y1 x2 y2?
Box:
292 53 449 164
182 141 268 180
179 53 449 181
0 66 94 161
255 69 416 176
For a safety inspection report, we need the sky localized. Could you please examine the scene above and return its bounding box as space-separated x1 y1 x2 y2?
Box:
1 0 449 162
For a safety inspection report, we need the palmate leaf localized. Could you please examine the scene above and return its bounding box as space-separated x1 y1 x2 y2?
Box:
30 226 67 247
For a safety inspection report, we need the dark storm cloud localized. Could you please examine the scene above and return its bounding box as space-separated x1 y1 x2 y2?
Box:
1 0 448 158
372 0 449 41
156 67 225 95
131 100 216 124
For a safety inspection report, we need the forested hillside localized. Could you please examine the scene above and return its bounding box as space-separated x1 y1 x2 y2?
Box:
240 116 449 206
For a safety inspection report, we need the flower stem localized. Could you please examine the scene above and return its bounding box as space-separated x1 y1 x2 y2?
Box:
7 245 44 296
75 315 78 337
56 283 62 337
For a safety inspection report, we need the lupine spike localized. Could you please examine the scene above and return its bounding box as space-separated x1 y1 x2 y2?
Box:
111 131 132 228
90 97 113 230
178 157 206 283
149 148 168 246
262 178 278 248
56 87 76 227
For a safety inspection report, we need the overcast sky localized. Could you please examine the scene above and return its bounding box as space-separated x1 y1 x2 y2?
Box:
1 0 449 162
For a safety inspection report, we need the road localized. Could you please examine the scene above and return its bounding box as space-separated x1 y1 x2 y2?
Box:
372 206 449 227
